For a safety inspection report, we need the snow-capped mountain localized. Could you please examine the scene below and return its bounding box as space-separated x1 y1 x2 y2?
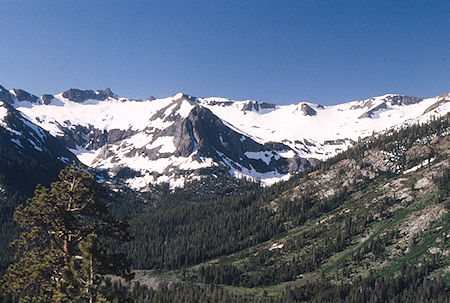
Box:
197 93 449 160
1 84 449 190
0 85 77 191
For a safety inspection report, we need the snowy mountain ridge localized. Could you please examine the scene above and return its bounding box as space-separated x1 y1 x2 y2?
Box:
0 84 449 190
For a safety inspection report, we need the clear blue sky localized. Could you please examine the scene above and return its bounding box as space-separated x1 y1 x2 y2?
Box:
0 0 449 105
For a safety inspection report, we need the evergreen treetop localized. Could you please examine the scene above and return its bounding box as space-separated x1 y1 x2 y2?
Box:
1 164 132 303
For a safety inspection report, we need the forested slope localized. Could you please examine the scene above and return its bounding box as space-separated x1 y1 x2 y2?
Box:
120 114 450 301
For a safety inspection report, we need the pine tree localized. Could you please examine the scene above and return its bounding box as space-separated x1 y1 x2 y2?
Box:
1 164 133 302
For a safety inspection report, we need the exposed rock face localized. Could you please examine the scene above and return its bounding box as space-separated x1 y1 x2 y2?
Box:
104 88 115 98
13 89 39 103
357 95 424 119
242 101 276 112
405 145 433 165
300 103 317 116
358 102 388 119
352 95 423 111
41 94 55 105
181 106 300 174
57 124 136 150
62 88 116 102
174 93 197 103
386 95 423 106
0 85 14 103
422 94 450 115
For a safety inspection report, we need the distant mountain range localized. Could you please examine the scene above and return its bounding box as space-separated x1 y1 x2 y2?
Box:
0 84 448 190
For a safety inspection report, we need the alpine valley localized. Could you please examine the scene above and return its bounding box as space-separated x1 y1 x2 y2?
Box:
0 84 449 302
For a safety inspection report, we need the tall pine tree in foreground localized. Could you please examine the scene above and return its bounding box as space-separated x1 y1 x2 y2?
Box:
1 165 133 303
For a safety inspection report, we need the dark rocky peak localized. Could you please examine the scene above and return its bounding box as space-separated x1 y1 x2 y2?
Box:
0 85 14 104
41 94 55 105
104 88 116 98
62 88 117 102
241 100 276 112
147 96 156 101
241 101 255 112
299 103 317 116
12 88 39 103
179 106 304 174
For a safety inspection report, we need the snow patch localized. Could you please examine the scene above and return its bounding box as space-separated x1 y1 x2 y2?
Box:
217 149 291 186
403 158 435 174
69 147 100 166
126 133 153 149
278 150 296 158
269 243 284 251
0 102 9 129
244 151 273 165
149 136 176 153
121 154 215 190
178 100 194 118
